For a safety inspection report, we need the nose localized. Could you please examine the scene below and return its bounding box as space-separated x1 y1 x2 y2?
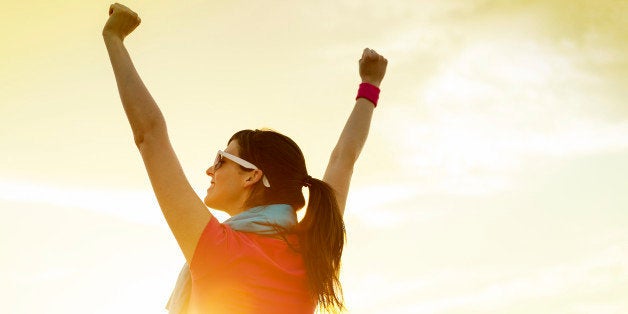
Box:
206 166 215 177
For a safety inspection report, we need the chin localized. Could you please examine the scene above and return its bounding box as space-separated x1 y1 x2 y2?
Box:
204 194 222 211
204 194 214 208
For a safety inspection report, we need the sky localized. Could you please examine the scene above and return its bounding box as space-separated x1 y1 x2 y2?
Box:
1 0 627 313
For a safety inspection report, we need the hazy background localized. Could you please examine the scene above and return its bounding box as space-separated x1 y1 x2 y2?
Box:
1 0 627 313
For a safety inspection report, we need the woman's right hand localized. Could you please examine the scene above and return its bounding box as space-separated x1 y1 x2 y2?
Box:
359 48 388 88
102 3 141 41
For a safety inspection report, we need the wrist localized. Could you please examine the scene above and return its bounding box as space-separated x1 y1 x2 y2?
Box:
360 79 381 88
102 32 124 44
356 82 381 107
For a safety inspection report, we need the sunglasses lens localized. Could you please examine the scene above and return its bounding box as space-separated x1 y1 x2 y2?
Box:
214 153 222 170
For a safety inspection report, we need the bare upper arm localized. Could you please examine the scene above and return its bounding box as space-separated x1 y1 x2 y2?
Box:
322 101 374 216
323 152 355 216
137 131 211 263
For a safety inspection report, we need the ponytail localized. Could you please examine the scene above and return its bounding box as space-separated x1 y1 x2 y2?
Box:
298 177 346 312
229 129 346 312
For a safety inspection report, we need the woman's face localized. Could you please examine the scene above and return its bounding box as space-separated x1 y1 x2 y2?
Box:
204 140 250 214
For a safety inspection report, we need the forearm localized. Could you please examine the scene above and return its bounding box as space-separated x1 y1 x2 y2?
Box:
333 46 384 164
330 98 375 164
104 35 166 145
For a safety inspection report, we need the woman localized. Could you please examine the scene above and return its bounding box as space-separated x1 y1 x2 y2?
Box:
103 3 387 313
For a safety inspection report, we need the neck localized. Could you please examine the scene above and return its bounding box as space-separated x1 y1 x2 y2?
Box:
223 189 255 216
223 202 247 216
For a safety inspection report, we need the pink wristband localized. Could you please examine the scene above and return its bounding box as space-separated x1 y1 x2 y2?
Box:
356 82 380 107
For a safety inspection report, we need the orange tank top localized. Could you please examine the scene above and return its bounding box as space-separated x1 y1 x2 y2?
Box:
188 216 316 313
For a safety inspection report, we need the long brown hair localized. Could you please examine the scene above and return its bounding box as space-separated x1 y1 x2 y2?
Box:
229 129 346 312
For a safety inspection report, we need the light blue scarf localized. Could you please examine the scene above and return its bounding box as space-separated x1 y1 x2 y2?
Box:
166 204 296 313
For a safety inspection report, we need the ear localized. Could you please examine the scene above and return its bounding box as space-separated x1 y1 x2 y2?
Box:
243 169 264 188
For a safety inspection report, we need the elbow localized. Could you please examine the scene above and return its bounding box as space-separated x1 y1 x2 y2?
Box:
133 133 146 147
329 146 361 166
133 120 167 148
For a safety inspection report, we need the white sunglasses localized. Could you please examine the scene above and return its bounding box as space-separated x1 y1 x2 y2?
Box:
213 150 270 188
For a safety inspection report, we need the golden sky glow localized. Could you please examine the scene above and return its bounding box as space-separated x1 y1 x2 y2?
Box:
2 1 627 313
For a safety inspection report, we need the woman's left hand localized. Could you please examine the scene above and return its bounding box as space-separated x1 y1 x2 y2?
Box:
102 3 141 41
359 48 388 88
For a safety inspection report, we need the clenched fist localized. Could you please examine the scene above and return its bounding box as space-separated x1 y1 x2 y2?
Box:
102 3 141 41
359 48 388 88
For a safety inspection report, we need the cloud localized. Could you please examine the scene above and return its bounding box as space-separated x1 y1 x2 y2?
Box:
344 179 505 229
374 2 628 196
345 241 628 313
0 178 233 226
0 178 162 225
344 183 422 228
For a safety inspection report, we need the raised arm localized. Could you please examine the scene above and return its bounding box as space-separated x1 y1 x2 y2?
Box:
323 48 388 215
102 3 211 262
